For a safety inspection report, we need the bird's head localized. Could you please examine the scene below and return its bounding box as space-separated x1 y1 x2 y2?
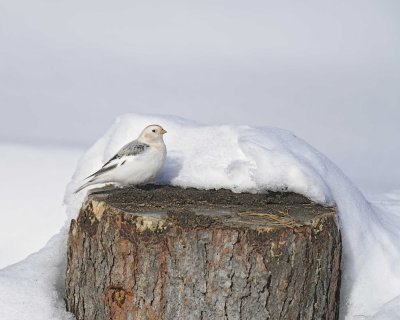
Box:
139 124 167 144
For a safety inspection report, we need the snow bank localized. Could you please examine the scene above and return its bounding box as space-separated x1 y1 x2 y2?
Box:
2 114 400 319
0 229 73 320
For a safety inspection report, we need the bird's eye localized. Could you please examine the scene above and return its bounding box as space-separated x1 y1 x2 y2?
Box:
152 129 156 133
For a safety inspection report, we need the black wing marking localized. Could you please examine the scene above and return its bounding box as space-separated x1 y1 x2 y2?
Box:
100 153 120 169
84 163 118 179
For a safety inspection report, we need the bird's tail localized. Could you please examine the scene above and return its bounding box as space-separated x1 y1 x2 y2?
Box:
74 179 95 194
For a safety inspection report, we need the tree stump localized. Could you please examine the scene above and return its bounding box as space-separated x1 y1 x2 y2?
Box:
65 185 341 320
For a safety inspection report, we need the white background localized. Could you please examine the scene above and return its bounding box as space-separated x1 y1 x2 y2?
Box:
1 0 399 192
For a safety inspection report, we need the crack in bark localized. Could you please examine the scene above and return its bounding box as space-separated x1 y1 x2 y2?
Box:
281 234 296 318
311 257 322 319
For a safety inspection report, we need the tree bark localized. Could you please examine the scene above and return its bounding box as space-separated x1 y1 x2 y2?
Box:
65 185 341 320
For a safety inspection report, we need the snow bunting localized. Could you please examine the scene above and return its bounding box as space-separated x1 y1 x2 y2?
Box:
75 124 167 193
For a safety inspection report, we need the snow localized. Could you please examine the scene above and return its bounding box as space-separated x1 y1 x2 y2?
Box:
1 114 399 319
0 230 73 320
0 143 83 268
368 191 400 320
372 295 400 320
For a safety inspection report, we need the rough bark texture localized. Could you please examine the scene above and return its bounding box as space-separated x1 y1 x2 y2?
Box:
65 185 341 320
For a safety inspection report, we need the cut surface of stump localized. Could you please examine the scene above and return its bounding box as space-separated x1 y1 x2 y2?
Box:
65 185 341 320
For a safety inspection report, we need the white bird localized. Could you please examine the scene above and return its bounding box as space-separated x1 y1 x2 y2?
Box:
75 124 167 193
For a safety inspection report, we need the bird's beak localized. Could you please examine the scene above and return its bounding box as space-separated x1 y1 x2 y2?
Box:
161 128 167 135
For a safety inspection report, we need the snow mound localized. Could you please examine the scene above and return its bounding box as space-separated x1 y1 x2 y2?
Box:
2 114 400 319
64 113 335 216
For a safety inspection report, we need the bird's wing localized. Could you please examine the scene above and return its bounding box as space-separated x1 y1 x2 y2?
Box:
84 140 150 179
